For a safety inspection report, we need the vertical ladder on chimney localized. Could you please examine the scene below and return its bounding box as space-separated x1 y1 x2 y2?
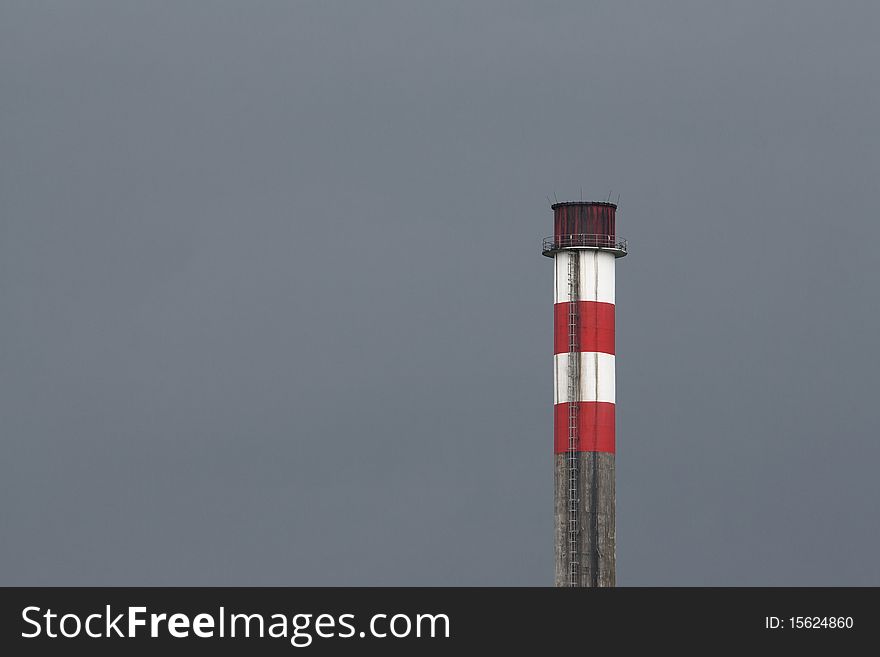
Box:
566 252 580 587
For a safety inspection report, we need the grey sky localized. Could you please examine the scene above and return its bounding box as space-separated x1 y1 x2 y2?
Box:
1 1 878 585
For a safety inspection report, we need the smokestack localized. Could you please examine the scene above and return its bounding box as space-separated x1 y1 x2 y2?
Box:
542 202 627 587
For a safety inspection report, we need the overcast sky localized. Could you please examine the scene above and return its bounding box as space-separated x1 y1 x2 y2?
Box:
2 1 878 585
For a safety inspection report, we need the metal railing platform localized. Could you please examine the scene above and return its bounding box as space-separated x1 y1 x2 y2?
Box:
542 234 628 258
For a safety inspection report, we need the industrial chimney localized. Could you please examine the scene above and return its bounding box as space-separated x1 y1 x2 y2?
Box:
542 202 627 587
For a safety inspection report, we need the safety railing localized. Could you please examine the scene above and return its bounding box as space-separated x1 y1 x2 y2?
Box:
542 234 628 257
